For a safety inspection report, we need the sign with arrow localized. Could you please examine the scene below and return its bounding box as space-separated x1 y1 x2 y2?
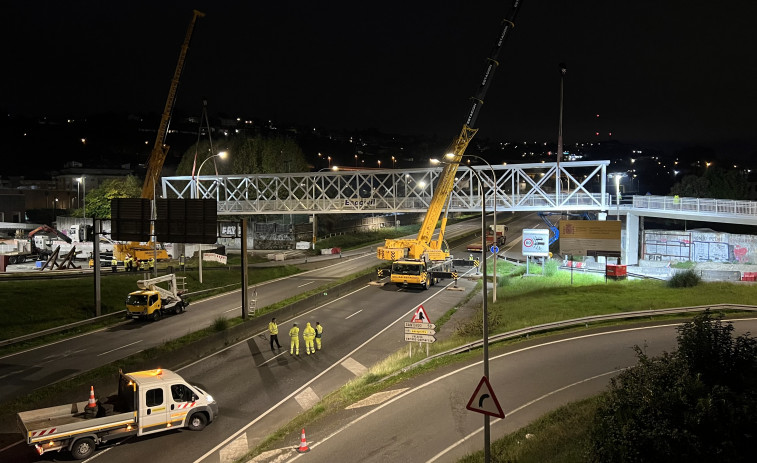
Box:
466 376 505 419
404 333 436 343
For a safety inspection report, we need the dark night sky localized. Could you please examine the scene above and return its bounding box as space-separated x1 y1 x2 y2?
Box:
4 1 757 153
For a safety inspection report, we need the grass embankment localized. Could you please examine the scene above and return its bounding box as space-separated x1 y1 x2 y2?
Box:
0 255 300 344
241 261 757 462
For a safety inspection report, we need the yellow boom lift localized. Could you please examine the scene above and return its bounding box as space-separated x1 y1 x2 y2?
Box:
376 1 522 288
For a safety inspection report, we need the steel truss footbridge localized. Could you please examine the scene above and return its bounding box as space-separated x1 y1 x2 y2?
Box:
162 161 613 216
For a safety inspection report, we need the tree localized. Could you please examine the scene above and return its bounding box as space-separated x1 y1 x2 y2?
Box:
82 175 142 219
669 167 749 199
589 311 757 462
175 134 308 177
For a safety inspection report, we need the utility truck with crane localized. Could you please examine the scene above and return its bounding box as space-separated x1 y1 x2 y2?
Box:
376 1 522 288
126 274 188 321
17 369 218 460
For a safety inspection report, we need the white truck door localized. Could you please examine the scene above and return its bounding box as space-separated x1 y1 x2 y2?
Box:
168 382 198 427
139 385 170 435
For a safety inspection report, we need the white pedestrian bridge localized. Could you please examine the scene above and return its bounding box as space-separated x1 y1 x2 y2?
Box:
161 160 757 226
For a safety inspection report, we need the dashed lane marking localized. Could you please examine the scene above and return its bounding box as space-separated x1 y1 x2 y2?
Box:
295 387 320 410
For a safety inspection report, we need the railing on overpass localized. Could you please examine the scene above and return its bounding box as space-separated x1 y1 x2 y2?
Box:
628 195 757 226
161 160 611 215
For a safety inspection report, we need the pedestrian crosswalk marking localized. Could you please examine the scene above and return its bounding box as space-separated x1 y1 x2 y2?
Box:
341 357 368 376
295 387 320 410
219 432 248 463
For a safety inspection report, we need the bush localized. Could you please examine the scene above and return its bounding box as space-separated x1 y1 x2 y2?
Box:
588 311 757 462
544 259 559 277
667 269 701 288
211 316 228 332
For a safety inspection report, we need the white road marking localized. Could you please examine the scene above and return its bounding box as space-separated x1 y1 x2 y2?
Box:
219 433 249 463
346 388 409 409
297 281 315 288
345 309 363 319
295 387 320 410
340 357 367 376
257 350 288 367
97 340 142 357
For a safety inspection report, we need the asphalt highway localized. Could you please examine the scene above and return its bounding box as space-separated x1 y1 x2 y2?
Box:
274 318 757 463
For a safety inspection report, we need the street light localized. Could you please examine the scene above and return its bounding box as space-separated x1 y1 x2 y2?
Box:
196 151 228 284
355 154 358 167
196 151 228 198
431 156 491 401
444 152 499 303
77 177 86 219
328 156 332 169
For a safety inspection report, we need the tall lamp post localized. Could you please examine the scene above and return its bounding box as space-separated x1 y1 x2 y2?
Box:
77 177 86 219
444 153 498 302
433 157 491 455
196 151 228 284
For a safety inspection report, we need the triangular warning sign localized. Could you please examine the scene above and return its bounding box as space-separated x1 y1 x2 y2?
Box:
466 376 505 419
411 305 430 323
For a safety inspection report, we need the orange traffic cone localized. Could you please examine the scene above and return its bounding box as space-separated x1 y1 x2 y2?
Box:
296 428 310 453
86 386 97 409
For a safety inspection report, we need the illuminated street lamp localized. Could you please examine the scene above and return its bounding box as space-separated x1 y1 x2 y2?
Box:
431 156 491 421
196 151 228 284
444 152 499 302
355 154 358 167
328 156 332 169
196 151 228 198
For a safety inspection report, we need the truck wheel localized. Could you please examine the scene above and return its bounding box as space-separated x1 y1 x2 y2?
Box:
71 437 96 460
8 256 17 265
174 304 183 315
152 310 161 322
187 412 207 431
19 256 27 263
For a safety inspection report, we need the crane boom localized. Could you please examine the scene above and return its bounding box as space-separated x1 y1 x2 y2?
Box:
377 0 523 263
141 9 205 199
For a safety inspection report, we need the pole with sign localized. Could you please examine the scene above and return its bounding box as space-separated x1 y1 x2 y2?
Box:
406 306 435 356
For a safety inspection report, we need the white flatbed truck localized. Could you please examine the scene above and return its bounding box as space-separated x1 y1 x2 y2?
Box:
17 369 218 460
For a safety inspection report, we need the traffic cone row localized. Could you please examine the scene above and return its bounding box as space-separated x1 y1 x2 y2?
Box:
296 428 310 453
86 386 97 409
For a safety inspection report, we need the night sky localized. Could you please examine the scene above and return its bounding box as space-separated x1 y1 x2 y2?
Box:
4 0 757 153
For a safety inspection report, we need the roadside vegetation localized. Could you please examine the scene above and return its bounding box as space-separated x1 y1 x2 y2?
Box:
239 261 757 462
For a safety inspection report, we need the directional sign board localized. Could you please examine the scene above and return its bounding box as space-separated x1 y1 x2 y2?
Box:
466 376 505 419
490 245 499 254
405 328 436 336
404 322 436 330
404 333 436 343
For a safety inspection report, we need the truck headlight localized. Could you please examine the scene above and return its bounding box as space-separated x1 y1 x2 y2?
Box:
206 394 214 403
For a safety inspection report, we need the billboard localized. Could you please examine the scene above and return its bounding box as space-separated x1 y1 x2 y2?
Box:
559 220 621 256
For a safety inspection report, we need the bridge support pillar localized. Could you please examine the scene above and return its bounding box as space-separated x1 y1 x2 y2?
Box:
624 213 640 265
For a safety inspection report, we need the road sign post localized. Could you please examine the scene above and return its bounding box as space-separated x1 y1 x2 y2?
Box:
406 306 436 356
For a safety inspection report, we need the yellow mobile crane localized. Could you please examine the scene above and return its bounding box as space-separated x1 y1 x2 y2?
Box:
376 1 522 289
114 10 205 263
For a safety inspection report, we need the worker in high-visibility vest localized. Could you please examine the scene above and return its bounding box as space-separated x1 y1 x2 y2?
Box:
303 322 316 355
111 257 118 272
289 323 300 355
315 322 323 351
268 318 282 351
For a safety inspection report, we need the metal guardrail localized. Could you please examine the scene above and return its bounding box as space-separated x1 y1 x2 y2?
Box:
394 303 757 376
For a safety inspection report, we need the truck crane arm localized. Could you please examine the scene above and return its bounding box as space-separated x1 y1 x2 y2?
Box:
141 9 205 199
28 225 73 244
377 0 523 262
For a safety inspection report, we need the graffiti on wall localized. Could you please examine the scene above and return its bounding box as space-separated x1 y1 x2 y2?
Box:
644 229 755 264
